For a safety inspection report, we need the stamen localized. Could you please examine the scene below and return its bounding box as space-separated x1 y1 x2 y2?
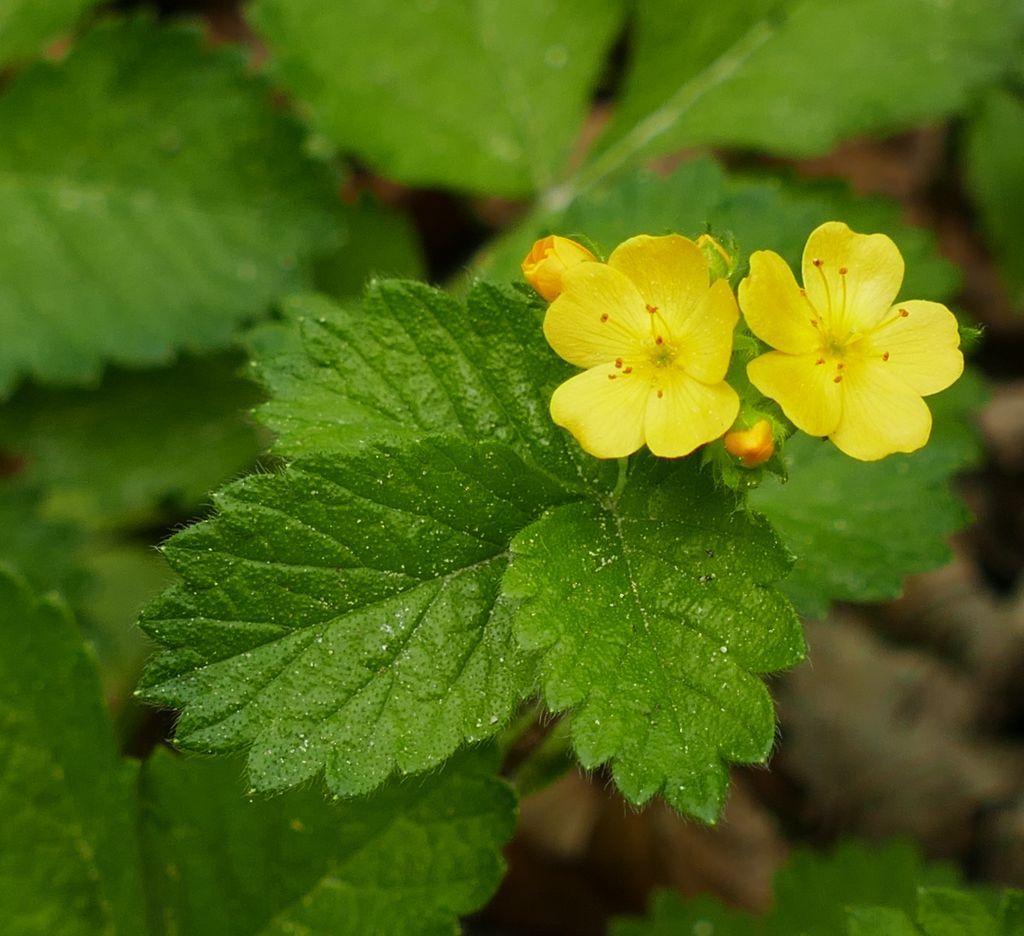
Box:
899 308 909 318
656 389 664 399
607 374 617 380
882 352 890 362
614 358 623 368
646 304 658 314
655 335 664 345
623 366 633 374
838 266 848 275
600 313 609 323
833 375 843 383
811 257 834 312
836 362 845 370
815 357 825 365
810 319 819 328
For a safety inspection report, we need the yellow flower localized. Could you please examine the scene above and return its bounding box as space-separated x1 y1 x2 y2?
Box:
542 234 740 459
739 222 964 461
522 235 597 301
724 419 775 467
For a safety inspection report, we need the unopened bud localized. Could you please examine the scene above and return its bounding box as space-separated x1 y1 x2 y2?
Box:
521 235 597 301
724 419 774 467
697 233 737 283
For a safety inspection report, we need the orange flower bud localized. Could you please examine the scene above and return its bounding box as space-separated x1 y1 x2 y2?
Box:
724 419 774 467
521 235 597 301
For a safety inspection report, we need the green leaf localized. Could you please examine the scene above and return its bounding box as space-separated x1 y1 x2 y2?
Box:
139 436 571 797
254 281 607 489
0 567 147 935
846 906 922 936
482 157 959 304
0 0 102 65
0 568 517 934
580 0 1022 190
749 371 985 618
611 890 758 936
504 456 804 820
766 840 959 936
964 89 1024 312
248 0 626 196
140 747 516 936
613 840 961 936
0 354 264 530
0 16 360 394
0 482 91 603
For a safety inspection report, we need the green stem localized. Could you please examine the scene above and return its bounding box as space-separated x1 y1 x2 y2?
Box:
611 456 629 503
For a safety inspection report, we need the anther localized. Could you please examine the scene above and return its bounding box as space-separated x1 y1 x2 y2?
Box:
838 266 848 275
812 258 824 267
833 375 843 383
815 358 825 365
607 374 617 380
656 389 664 398
646 304 658 314
614 358 623 368
899 308 909 318
655 335 664 345
600 313 609 323
623 366 633 374
836 362 845 370
882 352 890 362
810 319 819 328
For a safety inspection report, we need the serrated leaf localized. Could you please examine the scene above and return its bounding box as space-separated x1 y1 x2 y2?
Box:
504 456 804 820
140 747 516 936
255 280 610 490
964 89 1024 312
0 568 146 935
248 0 626 196
0 0 102 65
139 436 572 797
0 353 264 530
581 0 1022 189
749 371 985 618
0 16 364 394
481 156 959 303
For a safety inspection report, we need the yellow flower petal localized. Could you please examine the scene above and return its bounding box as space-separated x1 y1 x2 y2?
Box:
857 300 964 396
747 350 843 437
550 365 649 458
607 234 709 334
521 235 597 301
830 357 933 460
739 250 820 354
644 368 739 458
544 263 648 368
802 222 904 336
671 277 739 383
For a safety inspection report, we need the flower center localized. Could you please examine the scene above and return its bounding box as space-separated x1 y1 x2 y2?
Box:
644 303 677 367
804 259 906 382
